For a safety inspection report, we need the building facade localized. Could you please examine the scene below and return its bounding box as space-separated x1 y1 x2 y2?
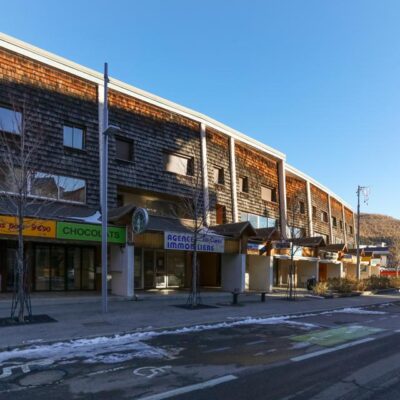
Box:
0 33 357 295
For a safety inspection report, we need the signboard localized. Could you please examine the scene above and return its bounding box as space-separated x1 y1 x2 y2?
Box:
57 222 126 244
272 240 291 249
164 231 224 253
371 258 381 267
0 215 56 238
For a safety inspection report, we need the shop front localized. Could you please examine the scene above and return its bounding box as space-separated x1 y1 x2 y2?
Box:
0 215 126 293
131 228 226 290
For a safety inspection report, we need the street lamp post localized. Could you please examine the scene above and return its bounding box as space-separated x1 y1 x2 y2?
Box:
356 185 369 281
101 63 120 313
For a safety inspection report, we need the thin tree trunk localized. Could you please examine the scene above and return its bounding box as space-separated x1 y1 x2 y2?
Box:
192 232 198 307
17 206 25 322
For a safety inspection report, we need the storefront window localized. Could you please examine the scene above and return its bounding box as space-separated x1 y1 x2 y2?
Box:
6 248 17 292
67 247 81 290
35 245 51 290
51 246 65 290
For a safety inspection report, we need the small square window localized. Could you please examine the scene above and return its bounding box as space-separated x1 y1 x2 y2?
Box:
261 186 276 202
116 137 134 161
0 105 22 134
239 176 249 193
216 204 226 224
63 125 84 150
164 152 193 176
213 167 224 185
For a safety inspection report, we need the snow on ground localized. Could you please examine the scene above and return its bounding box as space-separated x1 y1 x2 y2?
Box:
0 316 317 366
0 306 385 366
323 307 387 315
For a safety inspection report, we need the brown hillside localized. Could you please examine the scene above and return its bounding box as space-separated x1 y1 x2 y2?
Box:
360 213 400 266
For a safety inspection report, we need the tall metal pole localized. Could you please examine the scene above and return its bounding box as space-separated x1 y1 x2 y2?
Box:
356 186 361 280
101 63 109 313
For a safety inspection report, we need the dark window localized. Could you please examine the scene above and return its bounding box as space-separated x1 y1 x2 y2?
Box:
332 216 337 227
312 206 317 219
31 172 86 204
262 186 276 202
116 137 134 161
0 105 21 134
164 153 194 176
239 176 249 193
63 125 84 150
349 225 354 234
299 201 305 214
216 204 226 224
340 220 343 230
321 211 328 223
213 167 224 185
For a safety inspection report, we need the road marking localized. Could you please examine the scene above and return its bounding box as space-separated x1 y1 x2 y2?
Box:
137 375 238 400
86 366 126 377
291 337 375 362
0 359 54 379
133 366 172 379
204 346 231 353
394 330 400 333
246 340 265 346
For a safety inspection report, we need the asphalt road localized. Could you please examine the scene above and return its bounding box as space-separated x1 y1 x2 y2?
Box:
1 302 400 399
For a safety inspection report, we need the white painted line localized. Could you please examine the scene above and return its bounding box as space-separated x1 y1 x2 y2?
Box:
246 340 265 346
291 337 375 362
394 330 400 333
137 374 238 400
204 346 231 353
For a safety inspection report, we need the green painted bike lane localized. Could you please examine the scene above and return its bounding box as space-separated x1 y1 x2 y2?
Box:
291 325 385 347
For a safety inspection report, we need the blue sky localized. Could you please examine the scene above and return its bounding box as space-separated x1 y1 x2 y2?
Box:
1 0 399 217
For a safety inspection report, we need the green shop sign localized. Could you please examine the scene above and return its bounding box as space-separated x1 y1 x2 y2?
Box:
56 222 126 244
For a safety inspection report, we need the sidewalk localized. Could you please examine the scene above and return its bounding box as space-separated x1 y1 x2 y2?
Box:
0 289 399 350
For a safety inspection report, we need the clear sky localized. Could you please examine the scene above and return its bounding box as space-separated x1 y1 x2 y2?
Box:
1 0 399 217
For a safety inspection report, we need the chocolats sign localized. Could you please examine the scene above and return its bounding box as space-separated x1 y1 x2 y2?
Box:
164 231 224 253
57 222 126 244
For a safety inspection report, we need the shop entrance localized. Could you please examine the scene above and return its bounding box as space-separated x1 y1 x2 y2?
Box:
141 249 185 289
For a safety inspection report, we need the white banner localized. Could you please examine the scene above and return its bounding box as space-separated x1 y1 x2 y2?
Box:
164 231 225 253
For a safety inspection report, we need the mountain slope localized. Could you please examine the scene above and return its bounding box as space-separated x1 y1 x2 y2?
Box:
360 213 400 266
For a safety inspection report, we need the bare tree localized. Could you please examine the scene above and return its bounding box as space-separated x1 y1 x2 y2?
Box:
171 145 210 308
285 195 305 301
0 101 63 321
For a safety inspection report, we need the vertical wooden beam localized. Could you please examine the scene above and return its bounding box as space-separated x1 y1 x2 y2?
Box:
229 137 238 222
342 204 347 245
327 195 333 244
278 161 287 238
306 181 314 237
200 123 210 226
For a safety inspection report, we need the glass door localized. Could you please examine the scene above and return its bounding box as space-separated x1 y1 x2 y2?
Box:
167 252 185 288
155 251 166 288
143 250 155 288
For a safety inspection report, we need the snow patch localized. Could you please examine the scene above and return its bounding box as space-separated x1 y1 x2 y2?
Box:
324 307 386 315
